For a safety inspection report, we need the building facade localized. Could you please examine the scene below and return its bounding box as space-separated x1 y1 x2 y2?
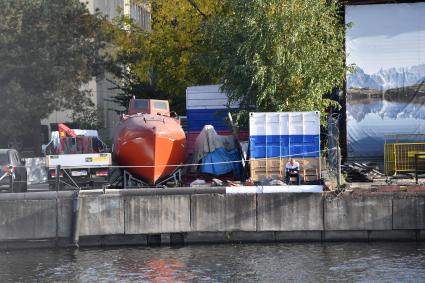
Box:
41 0 151 142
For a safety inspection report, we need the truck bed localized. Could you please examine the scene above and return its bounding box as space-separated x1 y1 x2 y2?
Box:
46 153 112 168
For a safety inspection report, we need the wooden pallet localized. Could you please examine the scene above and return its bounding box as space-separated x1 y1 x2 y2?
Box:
250 157 321 182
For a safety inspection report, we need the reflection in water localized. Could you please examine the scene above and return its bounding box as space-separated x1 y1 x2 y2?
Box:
145 258 190 282
347 82 425 122
1 243 425 282
348 101 425 122
347 99 425 157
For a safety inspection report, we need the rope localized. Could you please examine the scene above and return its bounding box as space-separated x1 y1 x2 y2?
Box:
38 147 337 169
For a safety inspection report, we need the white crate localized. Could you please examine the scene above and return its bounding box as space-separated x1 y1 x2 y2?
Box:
249 112 320 136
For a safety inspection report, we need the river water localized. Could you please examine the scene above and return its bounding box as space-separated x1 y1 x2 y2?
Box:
1 242 425 282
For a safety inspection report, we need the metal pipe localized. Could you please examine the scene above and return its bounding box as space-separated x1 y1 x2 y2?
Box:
416 154 418 185
337 146 341 190
70 190 81 248
56 165 61 192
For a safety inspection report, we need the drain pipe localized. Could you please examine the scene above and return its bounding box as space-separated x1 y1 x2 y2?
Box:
70 189 81 248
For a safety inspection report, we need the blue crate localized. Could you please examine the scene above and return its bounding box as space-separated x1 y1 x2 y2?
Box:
250 134 320 159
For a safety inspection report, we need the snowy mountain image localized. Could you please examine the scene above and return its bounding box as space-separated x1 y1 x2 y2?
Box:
347 65 425 91
347 64 425 118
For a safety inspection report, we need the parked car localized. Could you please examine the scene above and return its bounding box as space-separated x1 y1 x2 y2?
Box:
0 149 27 193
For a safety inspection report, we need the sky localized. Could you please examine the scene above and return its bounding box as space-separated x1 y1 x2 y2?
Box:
346 3 425 74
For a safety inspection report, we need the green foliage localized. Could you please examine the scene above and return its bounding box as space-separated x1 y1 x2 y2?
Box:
106 0 221 114
102 14 168 113
0 0 110 152
205 0 347 119
72 106 104 130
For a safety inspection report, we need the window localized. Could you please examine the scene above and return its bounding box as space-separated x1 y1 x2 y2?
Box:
135 100 148 109
154 101 168 110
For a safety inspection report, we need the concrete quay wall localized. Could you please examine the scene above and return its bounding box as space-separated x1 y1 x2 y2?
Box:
0 190 424 248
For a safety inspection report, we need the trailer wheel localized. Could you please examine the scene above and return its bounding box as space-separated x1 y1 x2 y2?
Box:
17 180 27 193
108 167 123 188
49 183 56 191
164 180 178 188
49 182 62 191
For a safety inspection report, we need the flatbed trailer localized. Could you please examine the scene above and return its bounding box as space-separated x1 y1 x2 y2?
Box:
44 125 111 190
46 153 112 190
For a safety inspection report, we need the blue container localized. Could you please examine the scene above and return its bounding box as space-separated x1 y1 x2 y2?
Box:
249 112 321 159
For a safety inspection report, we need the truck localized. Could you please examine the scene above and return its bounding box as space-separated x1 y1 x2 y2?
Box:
44 124 111 190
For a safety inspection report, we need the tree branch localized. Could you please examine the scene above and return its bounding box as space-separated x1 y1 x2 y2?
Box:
186 0 207 19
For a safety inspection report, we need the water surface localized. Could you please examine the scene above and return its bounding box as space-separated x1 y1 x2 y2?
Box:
1 242 425 282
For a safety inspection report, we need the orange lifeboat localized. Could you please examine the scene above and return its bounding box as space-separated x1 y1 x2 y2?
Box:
112 99 186 185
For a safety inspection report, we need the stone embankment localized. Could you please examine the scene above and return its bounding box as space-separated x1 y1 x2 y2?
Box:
0 188 424 248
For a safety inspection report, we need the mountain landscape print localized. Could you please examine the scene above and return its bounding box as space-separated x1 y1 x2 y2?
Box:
347 65 425 122
345 3 425 159
348 65 425 91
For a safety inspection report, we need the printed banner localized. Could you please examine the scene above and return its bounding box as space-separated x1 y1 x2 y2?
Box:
346 3 425 159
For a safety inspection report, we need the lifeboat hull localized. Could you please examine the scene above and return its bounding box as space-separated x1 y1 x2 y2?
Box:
113 114 186 185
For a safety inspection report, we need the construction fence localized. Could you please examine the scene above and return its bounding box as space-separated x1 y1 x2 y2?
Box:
384 134 425 176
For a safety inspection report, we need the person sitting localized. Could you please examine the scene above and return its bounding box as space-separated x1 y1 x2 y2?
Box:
285 158 301 185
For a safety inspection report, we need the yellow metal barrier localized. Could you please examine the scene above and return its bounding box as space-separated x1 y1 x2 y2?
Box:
384 134 425 175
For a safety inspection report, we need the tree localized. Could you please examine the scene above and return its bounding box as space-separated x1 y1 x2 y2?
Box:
106 0 221 114
205 0 347 123
0 0 110 155
103 14 164 113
